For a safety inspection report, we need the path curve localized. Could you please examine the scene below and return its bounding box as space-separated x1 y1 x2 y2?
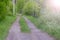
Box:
24 16 55 40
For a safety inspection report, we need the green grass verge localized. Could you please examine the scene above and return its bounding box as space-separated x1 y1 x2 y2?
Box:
20 16 30 33
0 16 16 40
27 16 60 40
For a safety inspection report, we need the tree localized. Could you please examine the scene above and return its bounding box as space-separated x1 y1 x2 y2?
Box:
0 2 7 20
0 0 13 21
16 0 29 13
23 1 40 17
7 1 13 16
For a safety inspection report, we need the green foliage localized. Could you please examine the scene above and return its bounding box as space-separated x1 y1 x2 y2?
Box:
9 1 13 13
0 0 9 5
7 1 13 16
16 0 31 13
23 1 40 17
0 0 13 21
0 2 7 20
23 1 34 15
16 0 40 17
16 0 25 13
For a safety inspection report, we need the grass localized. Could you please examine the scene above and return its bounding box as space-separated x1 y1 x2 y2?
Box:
0 16 16 40
20 16 30 33
26 16 60 40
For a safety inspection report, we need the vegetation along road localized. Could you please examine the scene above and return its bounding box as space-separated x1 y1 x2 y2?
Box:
6 16 55 40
